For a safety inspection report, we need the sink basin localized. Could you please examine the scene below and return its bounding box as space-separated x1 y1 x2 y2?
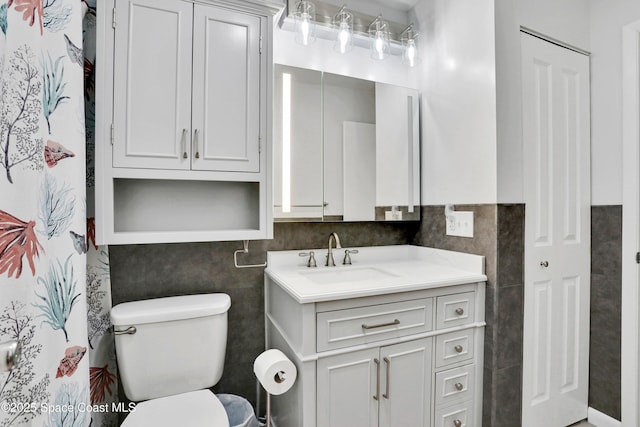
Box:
300 266 397 284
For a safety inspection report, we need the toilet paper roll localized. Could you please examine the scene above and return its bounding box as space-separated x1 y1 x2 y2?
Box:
253 349 297 395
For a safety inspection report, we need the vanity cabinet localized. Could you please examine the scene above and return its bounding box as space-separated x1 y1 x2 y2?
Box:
265 246 485 427
317 338 433 427
96 0 280 244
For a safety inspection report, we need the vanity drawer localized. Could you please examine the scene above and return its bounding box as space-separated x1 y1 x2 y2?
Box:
434 364 475 407
434 400 474 427
436 292 475 329
435 329 474 368
316 298 433 352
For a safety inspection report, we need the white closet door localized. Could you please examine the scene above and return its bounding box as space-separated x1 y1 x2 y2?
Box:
521 32 591 427
113 0 193 169
191 5 262 172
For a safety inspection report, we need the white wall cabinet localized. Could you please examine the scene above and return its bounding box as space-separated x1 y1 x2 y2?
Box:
96 0 280 244
265 278 485 427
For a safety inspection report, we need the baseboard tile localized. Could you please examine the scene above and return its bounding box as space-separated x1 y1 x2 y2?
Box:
588 407 621 427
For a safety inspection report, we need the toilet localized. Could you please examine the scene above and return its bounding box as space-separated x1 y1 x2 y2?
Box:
111 293 232 426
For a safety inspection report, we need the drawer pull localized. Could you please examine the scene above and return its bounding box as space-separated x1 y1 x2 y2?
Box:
454 345 464 353
373 358 380 401
453 420 462 427
383 357 390 399
454 382 464 391
455 307 464 315
362 319 400 330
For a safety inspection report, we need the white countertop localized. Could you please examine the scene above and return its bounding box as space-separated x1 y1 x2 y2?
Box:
265 245 487 303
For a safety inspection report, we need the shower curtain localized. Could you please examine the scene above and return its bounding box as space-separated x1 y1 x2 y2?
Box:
83 2 118 426
0 0 115 425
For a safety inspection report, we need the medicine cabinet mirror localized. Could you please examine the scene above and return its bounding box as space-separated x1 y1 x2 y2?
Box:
273 64 420 222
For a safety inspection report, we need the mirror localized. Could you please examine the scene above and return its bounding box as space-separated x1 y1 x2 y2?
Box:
273 64 420 222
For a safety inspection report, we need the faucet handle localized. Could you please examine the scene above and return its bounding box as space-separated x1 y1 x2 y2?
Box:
299 251 317 268
343 249 359 265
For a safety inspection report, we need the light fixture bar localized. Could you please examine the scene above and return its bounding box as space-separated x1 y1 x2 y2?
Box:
283 0 409 45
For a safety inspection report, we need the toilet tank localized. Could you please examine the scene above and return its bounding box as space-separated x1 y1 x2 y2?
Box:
111 294 231 402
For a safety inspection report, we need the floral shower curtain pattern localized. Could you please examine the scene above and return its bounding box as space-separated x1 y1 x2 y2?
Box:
0 0 90 425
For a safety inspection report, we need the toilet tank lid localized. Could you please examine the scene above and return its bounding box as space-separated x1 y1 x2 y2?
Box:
111 294 231 326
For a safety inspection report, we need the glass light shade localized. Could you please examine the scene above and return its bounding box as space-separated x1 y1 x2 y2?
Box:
333 7 353 54
401 25 420 67
402 38 419 67
294 1 316 46
369 17 390 60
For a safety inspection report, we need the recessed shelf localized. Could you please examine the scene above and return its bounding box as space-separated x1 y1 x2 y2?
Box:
113 178 260 233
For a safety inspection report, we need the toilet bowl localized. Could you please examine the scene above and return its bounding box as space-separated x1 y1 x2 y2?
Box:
111 294 232 427
121 390 228 427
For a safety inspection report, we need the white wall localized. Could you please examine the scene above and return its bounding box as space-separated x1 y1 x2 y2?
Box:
415 0 498 205
519 0 590 51
590 0 640 205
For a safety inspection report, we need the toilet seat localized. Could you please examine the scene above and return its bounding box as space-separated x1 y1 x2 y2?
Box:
121 390 230 427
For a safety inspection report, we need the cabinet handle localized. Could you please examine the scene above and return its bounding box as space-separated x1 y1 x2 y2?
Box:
453 420 462 427
455 382 464 391
454 345 464 353
373 358 380 401
362 319 400 330
383 357 390 399
181 129 188 159
455 307 464 315
194 129 200 159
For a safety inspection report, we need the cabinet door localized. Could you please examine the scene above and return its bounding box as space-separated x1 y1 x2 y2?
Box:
379 338 432 427
192 5 262 172
317 348 379 427
113 0 193 169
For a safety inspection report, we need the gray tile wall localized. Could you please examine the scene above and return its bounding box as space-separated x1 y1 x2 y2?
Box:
108 221 417 408
589 205 622 420
412 204 524 427
108 205 622 425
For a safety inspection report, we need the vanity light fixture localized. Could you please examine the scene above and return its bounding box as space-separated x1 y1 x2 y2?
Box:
401 24 419 67
332 5 353 54
369 15 390 60
294 0 316 46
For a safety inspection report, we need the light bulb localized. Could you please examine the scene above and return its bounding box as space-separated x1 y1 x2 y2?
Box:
375 32 384 59
406 39 416 67
301 15 311 45
338 22 350 53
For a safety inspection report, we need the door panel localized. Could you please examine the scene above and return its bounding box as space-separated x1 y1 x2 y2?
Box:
192 6 261 172
522 32 590 427
317 348 379 427
113 0 193 169
379 338 432 427
532 59 554 247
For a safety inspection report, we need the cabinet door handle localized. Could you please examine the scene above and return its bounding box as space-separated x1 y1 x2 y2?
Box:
383 357 390 399
181 129 188 159
373 358 380 401
455 307 465 315
362 319 400 330
453 420 462 427
193 129 200 159
454 345 464 353
454 382 464 391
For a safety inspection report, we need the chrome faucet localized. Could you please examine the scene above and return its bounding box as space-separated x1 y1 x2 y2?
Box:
325 232 342 266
